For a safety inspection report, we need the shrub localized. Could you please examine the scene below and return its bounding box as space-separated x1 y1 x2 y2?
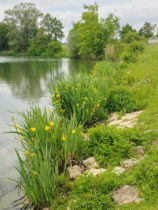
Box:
50 73 107 126
44 40 62 58
106 88 137 113
84 126 133 166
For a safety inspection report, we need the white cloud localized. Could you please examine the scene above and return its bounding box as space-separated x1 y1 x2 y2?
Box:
0 0 158 38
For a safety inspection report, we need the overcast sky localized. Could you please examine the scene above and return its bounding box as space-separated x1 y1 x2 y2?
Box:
0 0 158 40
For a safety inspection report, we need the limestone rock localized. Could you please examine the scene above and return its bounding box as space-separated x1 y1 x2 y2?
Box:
82 157 98 169
109 111 143 129
121 159 138 169
67 165 84 179
133 146 144 156
152 140 158 146
85 168 106 176
112 167 126 175
83 134 89 141
112 185 142 205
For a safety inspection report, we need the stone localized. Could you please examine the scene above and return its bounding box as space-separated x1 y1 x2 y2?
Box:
85 168 106 176
42 208 49 210
67 165 84 179
152 140 158 146
112 185 142 205
82 157 98 169
121 159 138 169
108 111 143 129
133 146 145 156
108 112 120 122
112 167 126 175
83 134 89 141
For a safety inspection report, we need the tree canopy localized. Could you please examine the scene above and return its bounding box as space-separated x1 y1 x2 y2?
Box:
4 3 42 51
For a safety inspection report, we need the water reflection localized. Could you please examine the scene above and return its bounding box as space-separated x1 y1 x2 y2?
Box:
0 57 95 209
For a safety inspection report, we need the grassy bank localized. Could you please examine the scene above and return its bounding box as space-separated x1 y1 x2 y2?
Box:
12 44 158 209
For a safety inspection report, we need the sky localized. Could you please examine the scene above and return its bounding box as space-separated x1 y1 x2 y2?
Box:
0 0 158 40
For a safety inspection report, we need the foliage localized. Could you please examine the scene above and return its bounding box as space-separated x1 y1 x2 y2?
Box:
106 88 137 113
44 40 62 58
102 13 120 43
41 13 64 41
68 172 121 209
120 32 146 63
28 29 48 56
84 126 133 166
67 23 79 58
67 3 119 59
0 22 9 51
28 29 62 57
50 72 107 126
4 3 42 51
12 107 84 207
120 24 136 39
139 22 154 38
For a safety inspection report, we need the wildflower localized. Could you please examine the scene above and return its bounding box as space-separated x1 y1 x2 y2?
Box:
76 104 79 107
56 94 61 98
18 128 23 133
19 136 24 140
30 127 36 132
24 150 29 155
49 121 55 127
15 124 19 129
72 129 76 134
32 171 37 175
45 126 51 131
61 134 67 141
92 87 98 93
30 153 36 158
55 88 58 92
51 94 55 97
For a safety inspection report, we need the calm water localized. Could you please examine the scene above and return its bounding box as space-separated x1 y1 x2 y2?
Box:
0 57 95 209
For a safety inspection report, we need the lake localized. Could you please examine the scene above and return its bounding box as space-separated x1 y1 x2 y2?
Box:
0 57 95 209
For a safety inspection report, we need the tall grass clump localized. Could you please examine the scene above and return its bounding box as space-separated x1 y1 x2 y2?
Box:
12 106 84 208
51 72 107 126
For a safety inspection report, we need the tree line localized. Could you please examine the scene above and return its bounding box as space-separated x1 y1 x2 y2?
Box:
67 3 157 60
0 2 156 59
0 3 64 57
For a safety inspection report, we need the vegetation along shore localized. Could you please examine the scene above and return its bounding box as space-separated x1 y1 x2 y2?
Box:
2 2 158 210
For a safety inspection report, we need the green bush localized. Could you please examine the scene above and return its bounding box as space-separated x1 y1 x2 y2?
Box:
68 173 121 210
44 40 62 58
106 88 137 113
84 126 133 166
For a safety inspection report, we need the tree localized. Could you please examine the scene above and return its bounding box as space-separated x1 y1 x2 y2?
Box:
0 22 9 51
45 40 62 57
120 24 136 39
28 29 49 56
4 3 42 51
139 22 154 38
123 31 145 43
41 13 64 41
103 13 120 42
67 23 79 58
77 3 105 57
